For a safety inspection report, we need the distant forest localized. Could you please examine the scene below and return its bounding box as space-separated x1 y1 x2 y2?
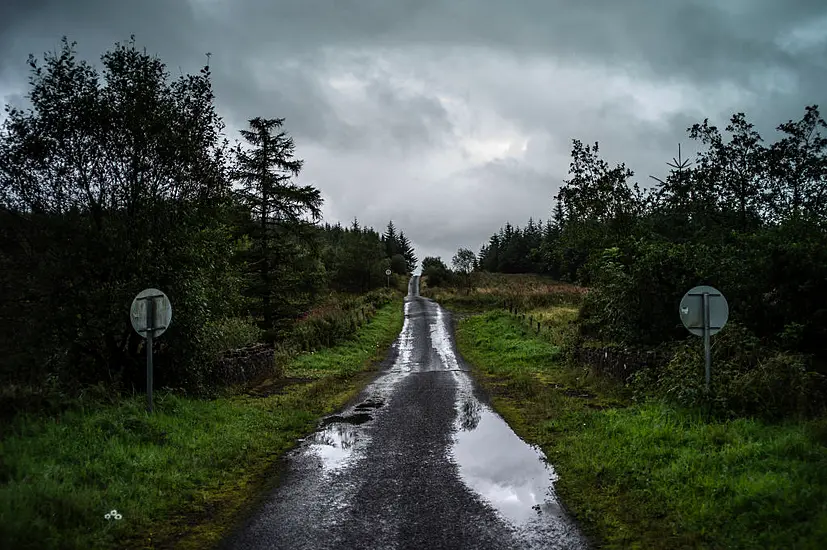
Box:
0 38 416 398
477 108 827 363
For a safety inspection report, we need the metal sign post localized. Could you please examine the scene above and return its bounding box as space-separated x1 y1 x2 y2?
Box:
679 285 728 392
385 268 392 288
703 292 711 389
146 297 155 412
130 289 173 413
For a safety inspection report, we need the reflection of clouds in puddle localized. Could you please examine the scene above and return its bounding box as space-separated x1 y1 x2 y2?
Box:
307 423 360 473
451 372 560 526
430 300 558 525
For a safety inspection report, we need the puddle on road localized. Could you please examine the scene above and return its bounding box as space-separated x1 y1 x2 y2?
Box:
306 422 361 473
451 397 560 525
354 399 384 412
321 412 373 426
429 303 563 528
302 301 417 474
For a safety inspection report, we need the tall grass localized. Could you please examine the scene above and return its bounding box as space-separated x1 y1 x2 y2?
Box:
421 272 586 312
282 288 396 352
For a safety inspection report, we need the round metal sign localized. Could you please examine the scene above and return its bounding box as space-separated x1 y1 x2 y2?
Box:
679 285 728 336
130 288 173 338
385 269 392 276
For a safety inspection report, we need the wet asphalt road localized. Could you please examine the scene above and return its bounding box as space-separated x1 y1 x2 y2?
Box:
220 276 587 550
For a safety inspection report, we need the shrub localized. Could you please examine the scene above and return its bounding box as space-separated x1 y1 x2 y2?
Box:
634 322 827 420
579 226 827 363
202 317 262 355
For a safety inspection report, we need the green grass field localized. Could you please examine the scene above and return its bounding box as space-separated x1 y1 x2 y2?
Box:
457 310 827 550
0 299 404 550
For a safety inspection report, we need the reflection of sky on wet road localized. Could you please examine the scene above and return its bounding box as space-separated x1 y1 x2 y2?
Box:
306 423 360 473
451 403 558 524
426 298 561 527
300 297 419 477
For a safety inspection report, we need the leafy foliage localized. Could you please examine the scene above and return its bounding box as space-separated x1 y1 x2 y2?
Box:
633 322 827 420
422 256 453 287
451 247 476 293
0 37 240 393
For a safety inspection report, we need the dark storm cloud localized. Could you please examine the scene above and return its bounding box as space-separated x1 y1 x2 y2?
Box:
2 0 826 260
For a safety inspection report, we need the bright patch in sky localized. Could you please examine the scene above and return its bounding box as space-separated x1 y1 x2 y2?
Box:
776 16 827 54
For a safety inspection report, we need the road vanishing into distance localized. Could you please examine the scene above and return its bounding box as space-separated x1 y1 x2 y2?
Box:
220 276 587 550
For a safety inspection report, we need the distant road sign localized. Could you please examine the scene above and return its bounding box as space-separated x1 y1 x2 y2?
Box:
679 285 728 337
385 269 392 276
130 288 172 338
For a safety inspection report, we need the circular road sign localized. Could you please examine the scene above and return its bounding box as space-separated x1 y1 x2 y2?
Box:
130 288 173 338
679 285 728 337
385 269 392 276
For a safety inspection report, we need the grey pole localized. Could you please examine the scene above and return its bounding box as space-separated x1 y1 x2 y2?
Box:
703 292 711 392
146 298 155 413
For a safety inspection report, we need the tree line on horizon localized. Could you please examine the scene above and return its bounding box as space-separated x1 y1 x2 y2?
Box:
0 37 416 399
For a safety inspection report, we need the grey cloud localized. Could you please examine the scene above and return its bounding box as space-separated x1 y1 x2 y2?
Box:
2 0 826 262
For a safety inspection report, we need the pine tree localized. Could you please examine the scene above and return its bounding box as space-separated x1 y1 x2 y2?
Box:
397 232 417 273
383 220 399 258
232 117 322 328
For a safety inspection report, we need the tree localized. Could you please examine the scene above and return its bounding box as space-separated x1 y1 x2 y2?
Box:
422 256 452 287
452 248 476 293
397 232 417 273
688 113 768 230
767 105 827 223
328 219 387 292
556 140 639 228
383 220 399 259
0 36 240 390
231 117 322 329
390 253 408 275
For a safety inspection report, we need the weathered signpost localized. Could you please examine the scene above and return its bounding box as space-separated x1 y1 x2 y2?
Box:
130 289 173 413
679 285 729 391
385 268 392 288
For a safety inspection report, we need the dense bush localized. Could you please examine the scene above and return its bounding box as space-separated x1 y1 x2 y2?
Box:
633 322 827 420
578 224 827 360
422 256 454 287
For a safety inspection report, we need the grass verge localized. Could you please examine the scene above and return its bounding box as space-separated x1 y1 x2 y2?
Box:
456 310 827 550
0 299 404 550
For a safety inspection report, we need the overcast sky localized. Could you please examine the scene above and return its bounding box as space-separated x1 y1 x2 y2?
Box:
2 1 826 263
